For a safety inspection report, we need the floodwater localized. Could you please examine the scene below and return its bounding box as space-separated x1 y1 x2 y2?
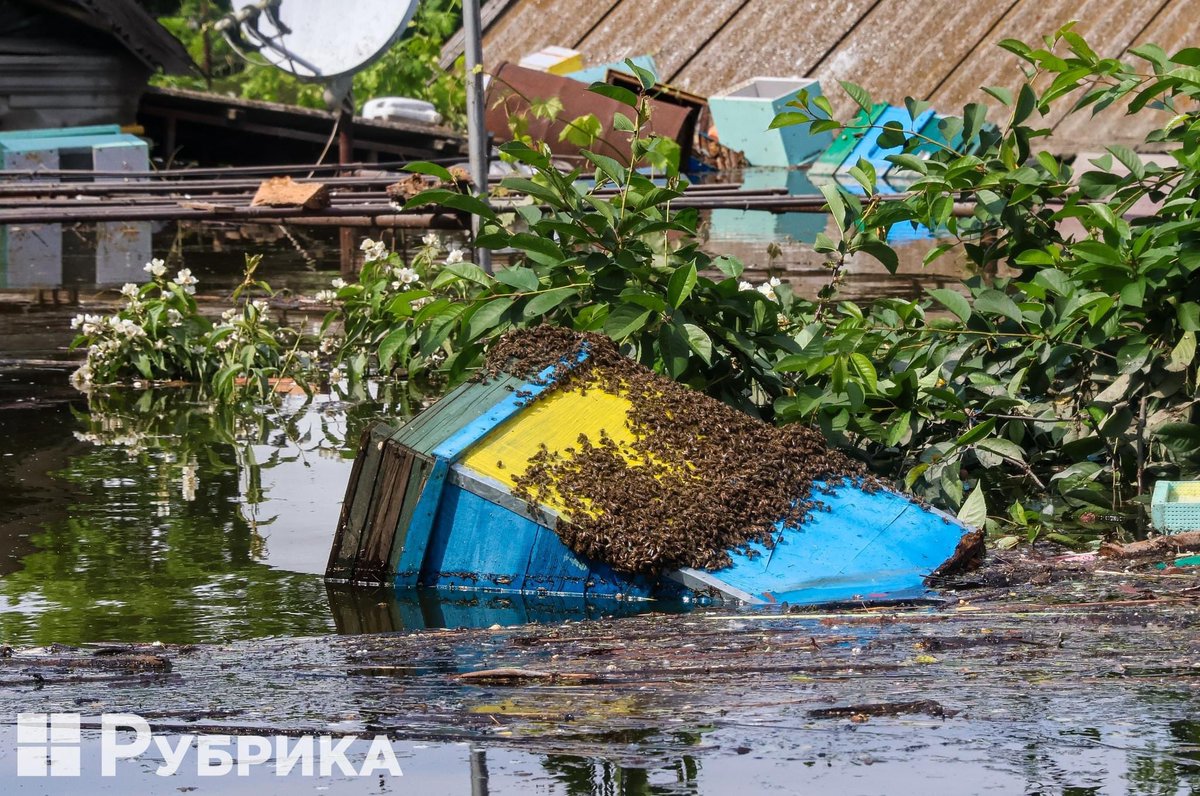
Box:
0 219 1194 795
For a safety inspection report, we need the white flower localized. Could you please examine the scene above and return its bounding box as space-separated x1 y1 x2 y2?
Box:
757 277 783 301
71 313 103 334
359 238 388 262
120 283 139 299
331 277 347 289
143 258 167 278
174 268 198 294
251 299 269 314
421 232 440 250
70 364 94 388
328 368 344 384
153 338 167 350
115 319 145 339
445 247 465 264
738 280 754 292
394 267 420 285
315 289 338 303
167 308 183 326
220 308 237 323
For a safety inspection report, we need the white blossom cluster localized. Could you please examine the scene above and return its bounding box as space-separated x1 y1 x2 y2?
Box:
70 259 203 388
360 238 389 262
739 276 783 301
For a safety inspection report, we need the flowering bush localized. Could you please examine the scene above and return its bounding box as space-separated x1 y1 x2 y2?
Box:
70 255 297 399
315 234 469 382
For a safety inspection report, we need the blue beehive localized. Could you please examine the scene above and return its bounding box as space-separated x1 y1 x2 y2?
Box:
708 77 832 168
328 341 976 607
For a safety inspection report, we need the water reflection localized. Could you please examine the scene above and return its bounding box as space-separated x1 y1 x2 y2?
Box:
0 378 672 645
0 381 413 645
326 584 674 634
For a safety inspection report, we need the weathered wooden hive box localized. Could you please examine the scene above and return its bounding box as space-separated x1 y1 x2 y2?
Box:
708 76 832 167
328 338 974 606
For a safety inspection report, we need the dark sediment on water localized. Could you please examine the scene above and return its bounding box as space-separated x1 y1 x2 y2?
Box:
479 327 871 575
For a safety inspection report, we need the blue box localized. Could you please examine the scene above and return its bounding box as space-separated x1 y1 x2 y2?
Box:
708 77 832 167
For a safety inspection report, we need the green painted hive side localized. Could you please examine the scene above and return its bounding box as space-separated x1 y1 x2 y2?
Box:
391 375 525 455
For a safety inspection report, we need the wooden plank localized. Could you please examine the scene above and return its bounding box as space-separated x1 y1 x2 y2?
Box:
386 456 434 579
324 424 376 579
325 423 393 580
353 442 416 583
393 458 451 584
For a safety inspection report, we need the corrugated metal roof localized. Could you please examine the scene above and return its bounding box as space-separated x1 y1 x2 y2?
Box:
469 0 1195 151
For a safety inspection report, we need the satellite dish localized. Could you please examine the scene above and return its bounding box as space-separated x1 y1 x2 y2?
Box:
221 0 421 81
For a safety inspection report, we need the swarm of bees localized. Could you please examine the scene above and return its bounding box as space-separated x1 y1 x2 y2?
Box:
482 328 873 576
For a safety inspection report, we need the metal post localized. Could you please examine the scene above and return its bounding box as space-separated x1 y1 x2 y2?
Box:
462 0 492 274
336 95 356 275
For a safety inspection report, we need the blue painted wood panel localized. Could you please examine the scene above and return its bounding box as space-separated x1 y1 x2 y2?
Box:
713 481 964 605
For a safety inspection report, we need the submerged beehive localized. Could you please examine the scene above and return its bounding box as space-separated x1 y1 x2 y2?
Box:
327 329 974 605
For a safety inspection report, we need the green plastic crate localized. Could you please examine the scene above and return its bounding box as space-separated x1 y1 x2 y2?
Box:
1151 480 1200 533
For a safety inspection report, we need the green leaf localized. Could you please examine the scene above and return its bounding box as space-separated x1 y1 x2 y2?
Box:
819 183 847 234
982 86 1013 105
904 96 932 120
1106 144 1145 179
604 303 653 340
523 287 577 318
509 232 564 265
666 262 697 309
1167 331 1196 372
956 418 997 447
978 438 1025 462
558 113 603 148
1130 43 1168 72
957 482 988 528
848 158 876 194
859 240 898 274
403 161 454 183
769 112 812 130
839 81 873 113
1013 84 1036 125
497 177 564 207
877 121 906 149
927 288 971 322
403 189 496 221
682 323 712 364
1179 302 1200 332
587 82 639 107
962 102 987 143
444 260 494 286
1154 423 1200 455
626 59 657 90
974 289 1025 324
583 151 628 187
886 153 929 175
659 322 690 378
466 296 515 341
494 265 540 292
377 327 408 370
848 353 878 394
612 112 636 132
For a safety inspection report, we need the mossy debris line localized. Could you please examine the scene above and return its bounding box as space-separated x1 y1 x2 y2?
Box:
480 327 871 575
